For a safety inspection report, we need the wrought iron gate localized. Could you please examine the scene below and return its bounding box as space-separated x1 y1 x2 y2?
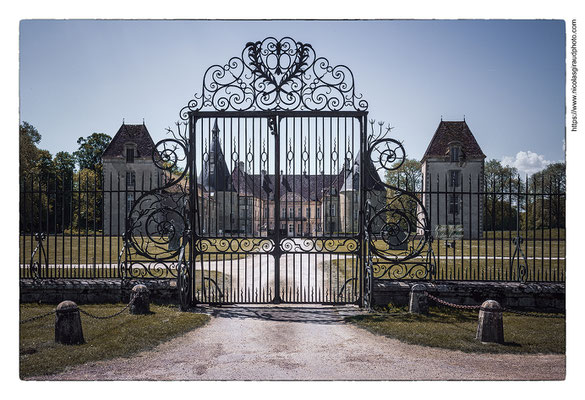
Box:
121 37 433 308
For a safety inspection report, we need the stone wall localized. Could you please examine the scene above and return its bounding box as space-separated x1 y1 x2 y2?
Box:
373 280 565 313
20 279 565 313
20 279 178 305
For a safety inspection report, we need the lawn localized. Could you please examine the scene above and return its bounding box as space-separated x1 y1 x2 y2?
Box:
346 305 565 354
20 303 210 378
20 235 259 278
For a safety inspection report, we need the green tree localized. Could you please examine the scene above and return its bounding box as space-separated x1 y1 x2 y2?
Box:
385 158 422 193
483 159 522 231
52 151 76 231
526 162 566 229
72 168 103 232
73 132 112 173
20 122 56 232
384 159 422 231
20 121 42 179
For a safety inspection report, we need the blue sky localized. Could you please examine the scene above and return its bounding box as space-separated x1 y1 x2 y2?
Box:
19 19 566 176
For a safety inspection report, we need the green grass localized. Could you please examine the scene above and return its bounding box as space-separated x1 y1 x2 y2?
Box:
347 305 565 354
20 235 256 277
20 303 210 379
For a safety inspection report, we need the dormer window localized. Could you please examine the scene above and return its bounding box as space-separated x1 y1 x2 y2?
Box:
126 148 135 163
450 145 461 163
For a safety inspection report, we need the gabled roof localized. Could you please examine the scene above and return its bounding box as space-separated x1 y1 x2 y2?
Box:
102 123 156 159
422 120 485 161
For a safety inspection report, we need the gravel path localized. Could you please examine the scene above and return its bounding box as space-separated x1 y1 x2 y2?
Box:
35 305 565 381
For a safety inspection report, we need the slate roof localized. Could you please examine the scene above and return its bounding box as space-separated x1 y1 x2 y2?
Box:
231 166 342 201
102 123 156 159
230 154 385 201
422 120 485 161
339 152 386 192
197 120 235 192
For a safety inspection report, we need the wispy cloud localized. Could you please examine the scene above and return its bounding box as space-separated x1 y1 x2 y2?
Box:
501 151 555 177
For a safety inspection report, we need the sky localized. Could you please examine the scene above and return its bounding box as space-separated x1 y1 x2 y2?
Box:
19 19 566 176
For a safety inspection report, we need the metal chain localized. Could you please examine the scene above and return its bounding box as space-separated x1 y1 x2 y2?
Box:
425 292 481 310
77 295 137 320
425 292 565 318
20 309 56 325
20 294 141 324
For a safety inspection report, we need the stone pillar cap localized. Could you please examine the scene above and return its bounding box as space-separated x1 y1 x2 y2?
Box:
411 283 427 291
56 300 79 311
480 300 502 311
132 284 149 292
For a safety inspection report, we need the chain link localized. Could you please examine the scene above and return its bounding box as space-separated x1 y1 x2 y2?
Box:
77 295 137 320
20 294 138 324
425 292 481 310
20 309 56 324
425 292 565 318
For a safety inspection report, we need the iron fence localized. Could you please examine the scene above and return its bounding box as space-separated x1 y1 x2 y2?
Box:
19 169 565 283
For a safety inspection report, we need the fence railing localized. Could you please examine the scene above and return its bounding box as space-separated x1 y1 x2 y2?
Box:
20 171 566 282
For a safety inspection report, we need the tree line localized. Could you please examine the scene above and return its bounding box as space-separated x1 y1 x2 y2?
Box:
384 157 565 232
20 122 111 233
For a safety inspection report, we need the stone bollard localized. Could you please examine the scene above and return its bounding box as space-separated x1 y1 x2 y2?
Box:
409 284 428 314
55 301 85 345
476 300 504 344
130 284 150 315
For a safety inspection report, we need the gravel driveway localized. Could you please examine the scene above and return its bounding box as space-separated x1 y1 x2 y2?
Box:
35 305 565 381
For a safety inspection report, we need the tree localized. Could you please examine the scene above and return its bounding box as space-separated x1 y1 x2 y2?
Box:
526 162 566 229
483 159 523 231
385 158 422 193
52 151 76 231
384 159 422 230
20 121 42 178
53 151 76 183
72 168 103 232
73 133 112 173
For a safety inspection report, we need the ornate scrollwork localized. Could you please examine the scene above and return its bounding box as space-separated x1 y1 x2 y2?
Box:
123 123 191 279
363 120 435 282
278 237 360 253
180 37 367 115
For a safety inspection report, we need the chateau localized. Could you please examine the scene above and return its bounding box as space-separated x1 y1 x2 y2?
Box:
102 121 386 237
420 120 485 239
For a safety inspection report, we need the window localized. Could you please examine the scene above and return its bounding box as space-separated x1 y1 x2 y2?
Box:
264 207 269 218
306 207 310 218
449 170 460 188
297 223 301 233
317 223 322 232
330 204 336 217
289 224 293 233
126 193 135 211
449 194 460 215
281 208 286 218
289 207 294 218
126 171 136 187
297 208 301 218
316 207 321 218
450 145 460 163
126 148 135 163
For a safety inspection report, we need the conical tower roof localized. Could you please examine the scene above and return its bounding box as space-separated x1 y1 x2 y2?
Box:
197 119 234 192
340 152 385 192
